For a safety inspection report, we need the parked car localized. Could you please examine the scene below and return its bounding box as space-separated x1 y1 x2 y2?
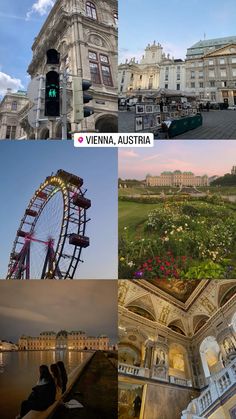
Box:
227 105 236 110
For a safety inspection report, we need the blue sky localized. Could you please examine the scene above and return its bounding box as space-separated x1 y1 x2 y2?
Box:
0 143 118 279
0 0 55 96
119 0 236 62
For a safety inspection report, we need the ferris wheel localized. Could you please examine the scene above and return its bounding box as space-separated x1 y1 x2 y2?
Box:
6 169 91 279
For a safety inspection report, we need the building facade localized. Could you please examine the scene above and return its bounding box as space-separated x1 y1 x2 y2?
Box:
18 330 109 351
0 89 29 139
118 280 236 419
185 36 236 105
146 171 209 187
119 36 236 107
118 41 186 96
21 0 118 139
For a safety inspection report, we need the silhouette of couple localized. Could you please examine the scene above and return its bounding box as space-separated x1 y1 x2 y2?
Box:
16 361 68 418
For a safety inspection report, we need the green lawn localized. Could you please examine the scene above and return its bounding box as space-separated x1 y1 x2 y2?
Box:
119 201 159 236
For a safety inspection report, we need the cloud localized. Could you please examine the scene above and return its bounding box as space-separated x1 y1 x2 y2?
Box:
26 0 55 20
119 48 144 64
119 150 139 159
0 72 23 96
161 42 187 60
0 306 52 324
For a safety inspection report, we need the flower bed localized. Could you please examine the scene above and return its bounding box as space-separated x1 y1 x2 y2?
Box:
119 199 236 279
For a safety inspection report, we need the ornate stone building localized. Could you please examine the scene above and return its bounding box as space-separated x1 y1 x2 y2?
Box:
0 89 29 139
118 41 186 97
118 280 236 419
146 171 209 187
119 36 236 107
185 36 236 105
21 0 118 139
19 330 109 351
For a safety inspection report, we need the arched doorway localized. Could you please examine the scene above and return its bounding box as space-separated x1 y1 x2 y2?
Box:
119 343 141 366
95 114 118 132
169 343 191 381
200 336 222 377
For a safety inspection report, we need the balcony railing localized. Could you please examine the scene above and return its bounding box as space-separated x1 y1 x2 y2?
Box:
181 358 236 419
118 363 192 387
118 363 146 377
169 376 192 387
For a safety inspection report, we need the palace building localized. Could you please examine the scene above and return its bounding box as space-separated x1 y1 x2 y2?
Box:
118 280 236 419
0 89 29 139
146 171 209 187
18 330 109 351
20 0 118 139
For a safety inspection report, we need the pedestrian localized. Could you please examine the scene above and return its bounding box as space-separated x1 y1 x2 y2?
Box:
160 99 164 113
206 101 210 112
56 361 68 393
133 394 142 417
50 364 63 400
17 365 56 418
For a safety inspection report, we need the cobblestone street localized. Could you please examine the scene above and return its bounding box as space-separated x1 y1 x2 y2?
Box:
119 109 236 139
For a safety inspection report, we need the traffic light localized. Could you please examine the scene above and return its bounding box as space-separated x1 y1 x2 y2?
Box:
82 80 94 118
45 71 60 117
73 78 94 123
46 49 60 65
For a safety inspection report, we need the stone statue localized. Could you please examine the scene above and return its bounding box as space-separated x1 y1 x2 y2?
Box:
156 349 166 366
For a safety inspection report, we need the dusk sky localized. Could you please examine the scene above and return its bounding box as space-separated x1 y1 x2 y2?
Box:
0 143 117 279
0 281 117 343
0 0 56 97
119 0 236 63
118 140 236 179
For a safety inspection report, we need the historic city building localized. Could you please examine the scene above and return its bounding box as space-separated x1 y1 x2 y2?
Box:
146 171 209 187
118 41 186 97
20 0 118 139
0 89 29 139
118 280 236 419
185 36 236 106
119 36 236 107
18 330 109 351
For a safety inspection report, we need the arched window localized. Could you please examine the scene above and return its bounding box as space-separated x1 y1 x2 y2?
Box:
86 2 97 20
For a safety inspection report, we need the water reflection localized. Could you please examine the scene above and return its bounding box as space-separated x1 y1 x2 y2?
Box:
0 352 4 374
0 350 90 419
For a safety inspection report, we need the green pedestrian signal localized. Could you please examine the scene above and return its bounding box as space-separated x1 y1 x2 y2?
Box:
48 88 57 98
45 71 60 117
